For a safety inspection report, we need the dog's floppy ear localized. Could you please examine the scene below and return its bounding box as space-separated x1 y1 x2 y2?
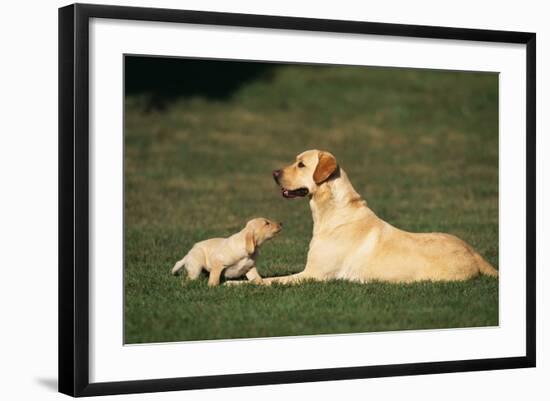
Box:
245 231 256 255
313 151 338 184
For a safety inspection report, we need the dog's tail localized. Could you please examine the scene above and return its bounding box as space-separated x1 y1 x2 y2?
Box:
171 255 188 275
472 249 498 278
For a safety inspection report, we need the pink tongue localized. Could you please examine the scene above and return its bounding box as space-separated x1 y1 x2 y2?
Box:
282 189 296 198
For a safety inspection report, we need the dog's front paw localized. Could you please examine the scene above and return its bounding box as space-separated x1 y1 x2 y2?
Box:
224 280 248 286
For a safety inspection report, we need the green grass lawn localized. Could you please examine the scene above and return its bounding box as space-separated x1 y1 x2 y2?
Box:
124 60 498 344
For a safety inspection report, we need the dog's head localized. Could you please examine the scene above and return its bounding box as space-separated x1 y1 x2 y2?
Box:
244 218 283 254
272 150 339 199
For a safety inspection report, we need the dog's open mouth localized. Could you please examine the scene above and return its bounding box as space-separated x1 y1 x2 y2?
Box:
281 187 309 198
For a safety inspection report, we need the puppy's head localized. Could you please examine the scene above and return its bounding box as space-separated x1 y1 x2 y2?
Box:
272 150 339 199
244 218 283 254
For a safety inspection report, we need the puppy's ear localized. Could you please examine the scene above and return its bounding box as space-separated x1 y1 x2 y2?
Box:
313 151 338 184
245 231 256 255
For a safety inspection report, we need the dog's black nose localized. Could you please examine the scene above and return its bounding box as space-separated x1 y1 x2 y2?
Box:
279 222 283 227
272 169 282 183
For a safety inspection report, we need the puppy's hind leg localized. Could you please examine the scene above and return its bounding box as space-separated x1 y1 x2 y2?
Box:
208 261 225 287
183 258 203 281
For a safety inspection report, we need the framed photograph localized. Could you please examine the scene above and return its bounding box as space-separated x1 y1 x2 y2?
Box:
59 3 536 397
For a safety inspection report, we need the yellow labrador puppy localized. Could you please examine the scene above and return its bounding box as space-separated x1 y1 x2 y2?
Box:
265 149 498 285
171 218 282 286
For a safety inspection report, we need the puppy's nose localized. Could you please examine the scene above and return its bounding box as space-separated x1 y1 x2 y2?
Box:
272 169 282 183
279 222 283 227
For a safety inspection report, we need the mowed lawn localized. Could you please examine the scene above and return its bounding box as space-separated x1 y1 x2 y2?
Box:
124 61 498 344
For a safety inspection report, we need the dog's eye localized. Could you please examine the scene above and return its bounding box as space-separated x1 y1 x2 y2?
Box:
265 221 270 225
298 161 305 168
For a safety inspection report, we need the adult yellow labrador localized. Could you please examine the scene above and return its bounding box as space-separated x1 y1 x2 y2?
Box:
265 149 498 285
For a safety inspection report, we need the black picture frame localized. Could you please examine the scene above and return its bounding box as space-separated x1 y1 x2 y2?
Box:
59 3 536 397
